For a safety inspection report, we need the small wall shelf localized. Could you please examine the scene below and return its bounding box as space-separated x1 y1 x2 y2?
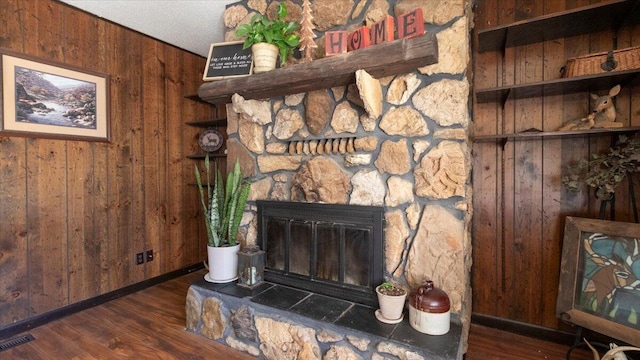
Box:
197 33 438 104
473 126 640 142
475 70 640 104
186 154 227 160
477 0 639 53
185 119 227 127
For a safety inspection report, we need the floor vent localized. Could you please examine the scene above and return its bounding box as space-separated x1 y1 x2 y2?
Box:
0 334 35 352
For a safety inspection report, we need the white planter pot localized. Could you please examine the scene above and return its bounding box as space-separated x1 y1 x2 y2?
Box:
252 43 279 73
375 285 407 323
205 243 240 283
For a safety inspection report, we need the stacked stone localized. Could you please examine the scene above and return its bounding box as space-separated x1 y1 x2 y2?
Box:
221 0 472 357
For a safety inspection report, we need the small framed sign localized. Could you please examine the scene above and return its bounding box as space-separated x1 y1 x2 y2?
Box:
203 41 253 81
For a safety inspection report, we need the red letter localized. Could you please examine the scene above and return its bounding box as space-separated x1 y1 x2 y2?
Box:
347 26 370 51
370 15 395 45
325 31 348 56
397 8 425 39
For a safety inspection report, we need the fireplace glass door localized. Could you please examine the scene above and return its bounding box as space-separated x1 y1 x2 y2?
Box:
258 201 384 306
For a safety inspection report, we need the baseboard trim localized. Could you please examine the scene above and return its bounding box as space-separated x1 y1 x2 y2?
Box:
471 313 579 345
0 263 204 340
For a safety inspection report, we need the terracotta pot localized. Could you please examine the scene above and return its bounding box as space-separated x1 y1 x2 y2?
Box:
205 243 240 283
251 43 279 73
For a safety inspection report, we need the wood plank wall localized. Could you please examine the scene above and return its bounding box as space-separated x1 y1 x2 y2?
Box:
0 0 215 329
473 0 640 330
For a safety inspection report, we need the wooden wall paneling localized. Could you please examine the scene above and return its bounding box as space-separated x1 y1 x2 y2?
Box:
0 0 30 327
27 138 70 313
107 24 135 290
128 29 146 285
539 0 567 329
498 0 518 321
180 56 206 266
471 0 502 318
26 1 70 314
510 0 545 324
63 5 108 303
141 38 164 279
164 45 185 272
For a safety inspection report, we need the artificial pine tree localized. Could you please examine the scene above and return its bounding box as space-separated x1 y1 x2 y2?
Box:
299 0 317 61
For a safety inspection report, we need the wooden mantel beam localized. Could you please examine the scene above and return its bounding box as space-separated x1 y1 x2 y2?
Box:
197 33 438 104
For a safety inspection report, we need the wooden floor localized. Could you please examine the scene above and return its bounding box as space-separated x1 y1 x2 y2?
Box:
1 270 594 359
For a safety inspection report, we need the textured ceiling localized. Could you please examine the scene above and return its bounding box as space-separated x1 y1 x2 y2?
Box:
59 0 238 57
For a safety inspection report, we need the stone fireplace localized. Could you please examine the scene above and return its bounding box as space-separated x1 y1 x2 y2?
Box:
187 0 473 358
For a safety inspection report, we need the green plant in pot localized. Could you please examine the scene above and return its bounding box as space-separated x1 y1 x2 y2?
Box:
195 155 251 283
235 2 300 73
375 282 407 324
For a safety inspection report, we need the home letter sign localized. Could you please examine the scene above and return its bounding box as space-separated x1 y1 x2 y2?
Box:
397 8 425 39
325 31 348 56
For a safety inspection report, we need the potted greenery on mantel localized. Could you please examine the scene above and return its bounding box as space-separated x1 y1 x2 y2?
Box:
235 2 300 73
195 155 251 283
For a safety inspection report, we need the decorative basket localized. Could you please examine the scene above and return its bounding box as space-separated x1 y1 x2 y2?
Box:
561 46 640 78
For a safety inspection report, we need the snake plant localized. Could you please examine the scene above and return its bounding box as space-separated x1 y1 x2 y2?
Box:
194 156 251 247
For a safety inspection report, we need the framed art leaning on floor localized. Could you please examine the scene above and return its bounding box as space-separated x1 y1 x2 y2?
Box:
557 216 640 347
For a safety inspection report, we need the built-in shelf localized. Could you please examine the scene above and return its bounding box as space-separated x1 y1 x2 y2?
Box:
473 126 640 142
185 119 227 127
186 154 227 160
197 33 438 104
477 0 639 53
475 70 640 104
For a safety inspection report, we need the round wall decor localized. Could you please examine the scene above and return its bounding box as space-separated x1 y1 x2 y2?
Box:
198 128 223 152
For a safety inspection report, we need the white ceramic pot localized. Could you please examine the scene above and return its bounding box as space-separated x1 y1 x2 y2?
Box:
205 243 240 283
251 43 279 73
376 285 407 322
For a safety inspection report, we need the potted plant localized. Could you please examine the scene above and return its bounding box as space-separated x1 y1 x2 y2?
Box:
195 155 251 283
235 2 300 73
375 282 407 324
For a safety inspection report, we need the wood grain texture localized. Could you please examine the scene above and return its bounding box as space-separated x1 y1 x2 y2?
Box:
0 0 210 329
472 0 640 332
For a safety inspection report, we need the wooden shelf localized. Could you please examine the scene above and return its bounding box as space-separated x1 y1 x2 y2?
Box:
473 126 640 142
185 119 227 127
186 153 227 160
477 0 639 53
197 33 438 104
475 69 640 104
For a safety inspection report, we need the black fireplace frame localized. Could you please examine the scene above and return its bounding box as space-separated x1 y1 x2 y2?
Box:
257 200 385 307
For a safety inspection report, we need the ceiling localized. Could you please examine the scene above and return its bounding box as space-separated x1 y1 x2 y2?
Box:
59 0 238 57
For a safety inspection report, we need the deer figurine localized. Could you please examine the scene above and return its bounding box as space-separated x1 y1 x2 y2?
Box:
557 85 622 131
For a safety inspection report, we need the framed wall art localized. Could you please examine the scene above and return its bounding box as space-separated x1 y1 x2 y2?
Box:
1 50 109 142
557 216 640 346
202 41 253 81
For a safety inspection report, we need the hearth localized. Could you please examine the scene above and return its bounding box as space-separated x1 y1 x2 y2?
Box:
257 201 384 307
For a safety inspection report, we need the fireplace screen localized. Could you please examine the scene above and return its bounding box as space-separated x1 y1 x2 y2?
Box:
257 201 384 306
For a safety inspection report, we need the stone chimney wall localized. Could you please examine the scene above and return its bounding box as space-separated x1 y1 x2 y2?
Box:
222 0 472 325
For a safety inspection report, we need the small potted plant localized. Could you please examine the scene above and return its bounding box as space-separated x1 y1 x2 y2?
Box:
375 282 407 324
235 2 300 73
195 155 251 283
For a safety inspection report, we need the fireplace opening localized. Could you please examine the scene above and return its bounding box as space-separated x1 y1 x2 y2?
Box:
257 201 384 307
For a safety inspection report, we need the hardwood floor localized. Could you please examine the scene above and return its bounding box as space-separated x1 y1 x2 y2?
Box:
1 270 594 359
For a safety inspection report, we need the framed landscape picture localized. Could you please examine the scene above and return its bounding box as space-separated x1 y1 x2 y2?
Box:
1 51 109 141
557 216 640 347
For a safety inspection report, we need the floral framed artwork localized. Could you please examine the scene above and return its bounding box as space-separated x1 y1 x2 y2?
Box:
0 50 109 141
557 216 640 347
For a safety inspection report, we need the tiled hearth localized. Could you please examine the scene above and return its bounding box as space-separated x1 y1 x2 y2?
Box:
186 278 463 359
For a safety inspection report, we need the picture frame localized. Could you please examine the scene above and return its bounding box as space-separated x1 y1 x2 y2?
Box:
1 50 110 142
557 216 640 346
202 41 253 81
